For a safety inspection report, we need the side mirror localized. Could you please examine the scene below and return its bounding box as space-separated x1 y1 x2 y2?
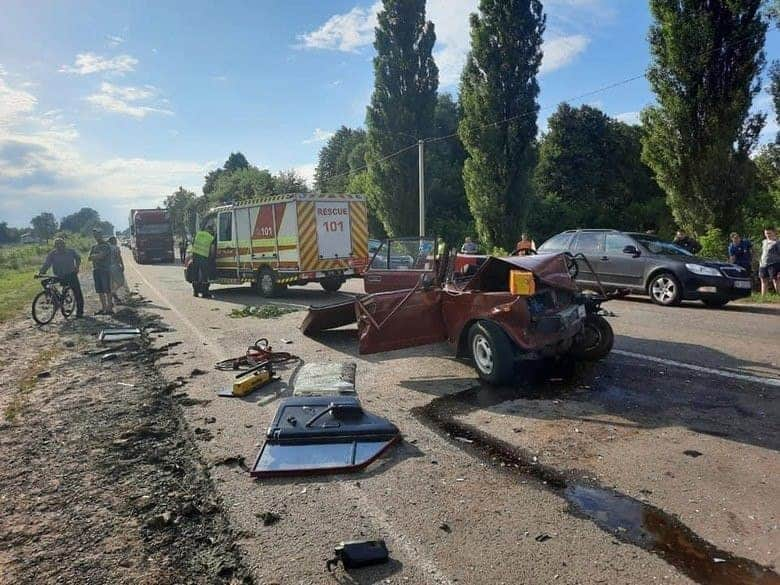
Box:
623 245 640 257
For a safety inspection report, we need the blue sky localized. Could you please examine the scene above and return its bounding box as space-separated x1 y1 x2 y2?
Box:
1 0 777 229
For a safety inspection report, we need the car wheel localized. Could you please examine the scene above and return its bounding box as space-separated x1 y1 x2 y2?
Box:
702 297 729 309
648 272 682 306
571 314 614 361
320 276 343 293
468 321 516 385
256 268 279 298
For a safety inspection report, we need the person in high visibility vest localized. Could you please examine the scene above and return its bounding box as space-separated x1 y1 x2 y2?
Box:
191 224 216 298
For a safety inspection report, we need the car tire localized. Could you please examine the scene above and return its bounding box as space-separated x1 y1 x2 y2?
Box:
468 320 516 386
571 314 614 361
702 297 729 309
320 276 343 293
256 268 279 298
648 272 682 306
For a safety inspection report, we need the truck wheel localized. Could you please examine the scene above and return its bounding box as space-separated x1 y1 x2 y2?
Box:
648 272 682 306
468 321 516 385
320 277 343 293
256 268 279 298
571 314 614 361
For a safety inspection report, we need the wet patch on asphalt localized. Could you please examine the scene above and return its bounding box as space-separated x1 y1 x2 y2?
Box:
412 379 780 585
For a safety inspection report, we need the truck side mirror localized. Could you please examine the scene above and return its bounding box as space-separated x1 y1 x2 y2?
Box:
623 245 640 257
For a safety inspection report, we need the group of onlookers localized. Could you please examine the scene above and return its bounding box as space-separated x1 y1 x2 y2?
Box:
718 228 780 297
38 229 128 317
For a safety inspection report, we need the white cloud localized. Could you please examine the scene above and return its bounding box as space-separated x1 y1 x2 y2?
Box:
85 82 172 118
59 52 138 75
297 1 381 52
300 1 594 86
0 73 206 227
0 74 37 126
294 163 317 188
615 111 641 125
540 34 590 74
106 34 125 47
302 128 335 144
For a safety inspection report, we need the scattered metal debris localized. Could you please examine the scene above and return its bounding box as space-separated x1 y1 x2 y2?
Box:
292 362 357 396
250 396 400 478
326 540 389 572
99 328 141 343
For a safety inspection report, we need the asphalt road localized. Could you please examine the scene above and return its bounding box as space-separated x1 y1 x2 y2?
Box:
124 254 779 585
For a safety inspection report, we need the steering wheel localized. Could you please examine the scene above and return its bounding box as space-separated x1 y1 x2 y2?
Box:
563 252 579 279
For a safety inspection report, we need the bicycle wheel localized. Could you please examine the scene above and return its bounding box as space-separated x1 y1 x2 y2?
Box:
60 287 76 318
32 290 58 325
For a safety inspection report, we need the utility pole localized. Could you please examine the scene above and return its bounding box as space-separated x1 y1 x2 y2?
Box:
418 139 425 237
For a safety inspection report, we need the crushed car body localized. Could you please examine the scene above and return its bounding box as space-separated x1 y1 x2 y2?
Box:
302 240 614 385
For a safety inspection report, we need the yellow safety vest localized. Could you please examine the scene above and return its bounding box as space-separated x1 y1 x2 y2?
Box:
192 231 214 258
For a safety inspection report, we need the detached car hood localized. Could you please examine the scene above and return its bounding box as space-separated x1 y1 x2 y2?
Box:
462 254 577 292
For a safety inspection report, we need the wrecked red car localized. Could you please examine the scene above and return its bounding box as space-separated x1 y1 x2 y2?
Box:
302 238 614 385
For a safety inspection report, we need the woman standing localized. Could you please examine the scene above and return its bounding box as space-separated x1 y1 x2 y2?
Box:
108 236 128 304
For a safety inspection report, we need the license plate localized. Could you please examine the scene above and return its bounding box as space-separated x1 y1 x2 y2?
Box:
734 280 752 289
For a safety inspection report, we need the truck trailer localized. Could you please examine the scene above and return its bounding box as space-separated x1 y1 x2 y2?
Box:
189 193 369 296
129 208 175 264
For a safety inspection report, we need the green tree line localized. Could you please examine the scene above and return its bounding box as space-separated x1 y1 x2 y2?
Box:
1 208 114 245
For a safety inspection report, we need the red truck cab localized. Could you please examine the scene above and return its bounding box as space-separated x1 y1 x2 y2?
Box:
129 208 175 264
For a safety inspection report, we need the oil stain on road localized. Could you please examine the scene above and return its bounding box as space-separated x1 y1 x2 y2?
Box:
413 382 780 585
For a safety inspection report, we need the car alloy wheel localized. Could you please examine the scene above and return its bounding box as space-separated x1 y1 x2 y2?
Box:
471 332 494 375
650 274 680 305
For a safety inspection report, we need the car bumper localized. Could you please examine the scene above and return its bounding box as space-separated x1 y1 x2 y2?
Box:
681 274 752 300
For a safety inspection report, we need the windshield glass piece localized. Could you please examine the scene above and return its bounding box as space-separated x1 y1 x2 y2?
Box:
634 236 692 256
250 396 400 478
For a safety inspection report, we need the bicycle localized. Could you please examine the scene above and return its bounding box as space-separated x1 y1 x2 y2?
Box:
32 275 76 325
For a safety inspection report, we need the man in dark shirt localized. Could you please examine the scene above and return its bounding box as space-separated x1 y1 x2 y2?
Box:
673 230 702 255
39 237 84 317
89 229 113 315
728 232 752 273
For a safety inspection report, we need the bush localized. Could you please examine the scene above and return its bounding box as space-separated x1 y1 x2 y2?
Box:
698 228 727 261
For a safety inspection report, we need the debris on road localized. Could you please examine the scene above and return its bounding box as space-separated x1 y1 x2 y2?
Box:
256 511 281 526
683 450 703 458
219 363 279 398
292 362 357 396
98 327 141 342
228 304 300 319
250 396 400 478
326 540 389 572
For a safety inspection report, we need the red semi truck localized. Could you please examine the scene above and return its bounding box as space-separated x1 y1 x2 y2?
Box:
129 208 175 264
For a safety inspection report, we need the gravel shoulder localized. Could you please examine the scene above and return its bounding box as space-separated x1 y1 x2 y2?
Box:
0 296 251 584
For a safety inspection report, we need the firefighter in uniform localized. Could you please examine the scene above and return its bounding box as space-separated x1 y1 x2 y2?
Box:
191 224 216 298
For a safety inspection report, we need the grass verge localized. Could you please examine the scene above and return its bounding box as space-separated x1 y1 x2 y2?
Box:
735 293 780 305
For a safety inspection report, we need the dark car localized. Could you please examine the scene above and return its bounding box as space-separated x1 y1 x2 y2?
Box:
537 229 752 308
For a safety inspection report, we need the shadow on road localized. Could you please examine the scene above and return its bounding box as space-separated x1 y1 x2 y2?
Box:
398 348 779 453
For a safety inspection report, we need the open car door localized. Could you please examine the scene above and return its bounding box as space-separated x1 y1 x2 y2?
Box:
357 285 447 354
364 237 438 293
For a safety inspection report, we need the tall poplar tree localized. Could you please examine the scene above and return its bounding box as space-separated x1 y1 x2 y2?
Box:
641 0 767 234
458 0 545 251
366 0 438 236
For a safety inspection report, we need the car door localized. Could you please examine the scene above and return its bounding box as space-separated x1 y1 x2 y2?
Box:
570 232 605 287
357 287 447 354
364 237 437 293
600 233 646 288
217 210 239 279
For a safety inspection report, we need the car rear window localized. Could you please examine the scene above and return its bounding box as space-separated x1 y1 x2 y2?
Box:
538 232 573 252
605 234 636 253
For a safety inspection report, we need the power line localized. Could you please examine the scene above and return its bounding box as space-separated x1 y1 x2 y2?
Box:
324 27 765 182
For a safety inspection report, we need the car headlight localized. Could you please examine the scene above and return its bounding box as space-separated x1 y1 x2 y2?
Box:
685 263 721 277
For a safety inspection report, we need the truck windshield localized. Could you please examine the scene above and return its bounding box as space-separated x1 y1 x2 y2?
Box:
136 224 170 235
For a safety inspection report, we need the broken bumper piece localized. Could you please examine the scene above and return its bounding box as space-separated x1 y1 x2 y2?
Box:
250 396 400 478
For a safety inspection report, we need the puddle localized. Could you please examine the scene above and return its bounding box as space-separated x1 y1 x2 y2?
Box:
413 386 780 585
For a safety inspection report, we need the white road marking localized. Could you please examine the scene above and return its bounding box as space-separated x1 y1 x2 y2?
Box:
612 349 780 388
126 260 456 584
